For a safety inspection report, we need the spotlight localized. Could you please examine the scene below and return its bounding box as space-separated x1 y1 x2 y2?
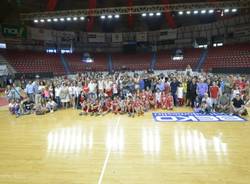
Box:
224 9 229 13
232 8 237 12
34 19 38 23
201 10 206 14
193 10 199 14
186 11 191 15
60 18 65 22
40 19 45 23
142 13 147 17
156 12 161 16
108 15 112 19
178 11 183 15
47 19 51 22
80 17 85 20
53 18 58 22
66 17 71 21
101 15 106 19
209 9 214 14
149 13 154 16
73 17 78 21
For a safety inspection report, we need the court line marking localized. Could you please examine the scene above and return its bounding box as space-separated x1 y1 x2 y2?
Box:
97 116 121 184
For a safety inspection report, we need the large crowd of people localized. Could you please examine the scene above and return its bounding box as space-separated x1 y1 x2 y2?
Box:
4 67 250 118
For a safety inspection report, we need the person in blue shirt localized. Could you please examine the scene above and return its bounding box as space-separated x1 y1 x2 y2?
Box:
196 78 208 104
25 81 35 102
170 77 180 106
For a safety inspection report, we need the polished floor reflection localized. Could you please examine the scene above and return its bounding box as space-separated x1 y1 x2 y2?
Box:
0 108 250 184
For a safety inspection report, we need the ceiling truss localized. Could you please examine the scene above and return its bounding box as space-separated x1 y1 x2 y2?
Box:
20 0 250 21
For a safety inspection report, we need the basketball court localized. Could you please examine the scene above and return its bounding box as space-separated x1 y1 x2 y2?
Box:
1 107 249 184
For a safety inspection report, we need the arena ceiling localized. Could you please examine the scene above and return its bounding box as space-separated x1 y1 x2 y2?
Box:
0 0 247 31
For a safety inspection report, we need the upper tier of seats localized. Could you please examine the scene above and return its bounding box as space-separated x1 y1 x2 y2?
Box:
64 53 108 73
203 43 250 71
1 50 65 75
1 43 250 75
154 48 202 70
111 52 152 71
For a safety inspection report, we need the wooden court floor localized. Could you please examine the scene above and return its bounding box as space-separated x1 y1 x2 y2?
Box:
0 107 250 184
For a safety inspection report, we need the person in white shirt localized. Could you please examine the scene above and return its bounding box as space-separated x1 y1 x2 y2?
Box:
46 98 57 112
55 84 61 108
73 83 82 109
98 78 105 92
202 93 213 112
177 83 184 106
88 80 97 99
155 89 162 108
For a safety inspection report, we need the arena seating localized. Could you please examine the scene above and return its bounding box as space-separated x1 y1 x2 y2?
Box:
203 43 250 72
111 52 152 71
1 50 65 75
154 48 202 70
64 53 108 73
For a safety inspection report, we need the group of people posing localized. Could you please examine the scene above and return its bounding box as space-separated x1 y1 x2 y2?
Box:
5 69 250 117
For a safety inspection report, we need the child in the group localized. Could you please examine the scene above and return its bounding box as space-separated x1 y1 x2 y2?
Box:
8 99 16 115
155 89 162 109
148 91 156 109
134 97 144 116
46 98 57 113
79 98 90 116
161 92 167 110
177 83 184 106
89 99 99 116
112 96 120 115
126 95 135 117
118 97 126 114
165 93 174 110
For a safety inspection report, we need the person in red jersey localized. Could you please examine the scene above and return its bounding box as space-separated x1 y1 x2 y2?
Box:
161 92 167 110
89 99 99 116
79 98 90 116
126 95 135 117
82 81 89 94
112 96 120 114
210 81 220 109
134 96 144 116
104 97 112 113
166 92 174 110
141 89 149 111
148 90 155 109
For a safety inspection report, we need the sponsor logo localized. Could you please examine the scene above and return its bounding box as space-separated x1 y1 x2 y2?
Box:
152 112 246 122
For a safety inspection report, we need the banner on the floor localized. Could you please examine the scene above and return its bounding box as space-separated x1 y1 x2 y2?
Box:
152 112 246 122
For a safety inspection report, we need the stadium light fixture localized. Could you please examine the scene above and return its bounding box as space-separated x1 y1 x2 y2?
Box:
156 12 161 16
142 13 147 17
209 9 214 14
114 14 120 18
201 10 206 14
66 17 71 21
34 19 38 23
80 16 85 20
53 18 58 22
149 13 154 16
40 19 45 23
60 18 65 22
178 11 183 15
193 10 199 14
73 17 78 21
47 18 51 22
108 15 113 19
186 11 191 15
232 8 237 12
224 9 229 13
101 15 106 19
